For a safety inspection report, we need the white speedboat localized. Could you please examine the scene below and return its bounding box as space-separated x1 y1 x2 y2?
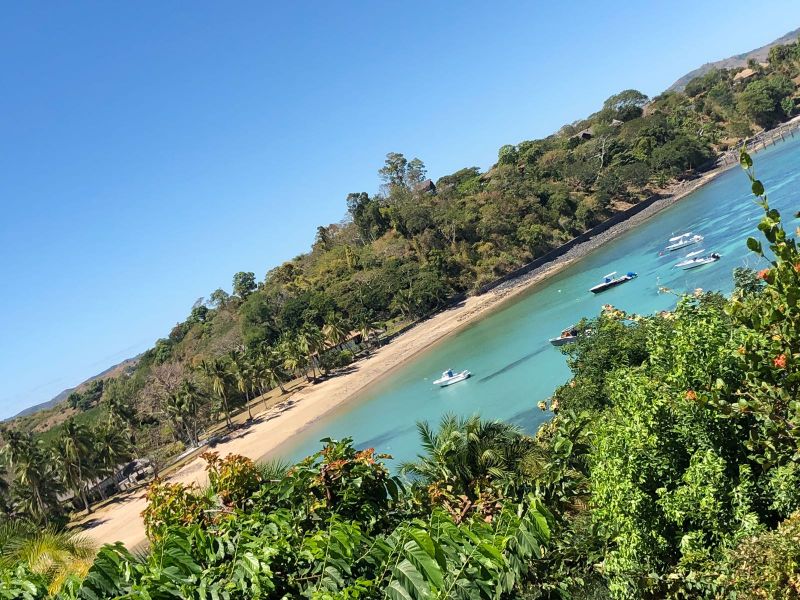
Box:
549 325 579 346
666 233 704 252
433 369 471 386
590 271 637 294
676 252 721 270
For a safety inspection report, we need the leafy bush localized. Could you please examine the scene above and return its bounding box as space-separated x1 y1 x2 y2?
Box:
720 511 800 598
140 480 212 543
203 451 262 507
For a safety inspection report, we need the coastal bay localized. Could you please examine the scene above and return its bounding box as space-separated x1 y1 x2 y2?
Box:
80 133 800 550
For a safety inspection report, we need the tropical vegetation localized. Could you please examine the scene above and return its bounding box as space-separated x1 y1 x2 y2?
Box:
5 35 800 600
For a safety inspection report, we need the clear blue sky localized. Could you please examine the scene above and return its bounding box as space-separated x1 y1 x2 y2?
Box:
2 1 799 419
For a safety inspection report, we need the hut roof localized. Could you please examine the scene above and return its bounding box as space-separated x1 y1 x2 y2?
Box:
571 126 594 140
733 68 757 82
414 178 436 194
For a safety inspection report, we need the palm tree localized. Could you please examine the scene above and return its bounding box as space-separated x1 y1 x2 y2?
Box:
57 419 96 514
254 345 288 410
322 312 349 351
400 414 533 500
93 424 133 489
0 520 96 596
297 325 325 380
164 379 203 446
102 377 136 432
229 349 254 421
279 334 308 382
198 358 234 429
355 314 382 352
1 429 62 522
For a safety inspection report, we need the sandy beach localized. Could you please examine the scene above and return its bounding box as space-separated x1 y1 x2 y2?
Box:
78 164 733 550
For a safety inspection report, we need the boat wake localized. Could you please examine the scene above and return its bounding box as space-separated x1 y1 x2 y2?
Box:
478 346 548 383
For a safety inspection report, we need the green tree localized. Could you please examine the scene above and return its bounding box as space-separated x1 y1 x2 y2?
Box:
737 76 794 129
198 358 234 429
56 419 96 514
232 271 257 299
208 287 230 309
164 380 203 447
93 423 133 486
228 349 255 421
402 414 535 503
602 89 648 121
378 151 409 188
0 521 96 596
254 345 288 405
0 429 63 522
101 377 136 434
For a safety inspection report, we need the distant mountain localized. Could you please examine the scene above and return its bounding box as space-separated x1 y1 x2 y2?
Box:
666 27 800 92
11 356 141 419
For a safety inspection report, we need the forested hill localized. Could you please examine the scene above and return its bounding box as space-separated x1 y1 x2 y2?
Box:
14 29 800 426
10 357 140 420
8 36 800 470
667 26 800 92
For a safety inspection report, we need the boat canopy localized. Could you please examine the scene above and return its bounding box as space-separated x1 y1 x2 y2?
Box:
669 232 692 241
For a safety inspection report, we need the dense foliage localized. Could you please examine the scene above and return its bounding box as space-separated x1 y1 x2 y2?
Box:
7 39 800 504
4 146 800 598
6 37 800 600
64 438 550 599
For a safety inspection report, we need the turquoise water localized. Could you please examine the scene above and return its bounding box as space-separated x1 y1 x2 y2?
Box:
272 137 800 467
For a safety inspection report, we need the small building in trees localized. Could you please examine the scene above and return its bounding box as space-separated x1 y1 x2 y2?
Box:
414 178 436 195
733 67 757 83
571 127 594 141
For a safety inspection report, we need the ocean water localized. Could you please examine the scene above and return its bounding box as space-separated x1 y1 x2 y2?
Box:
271 136 800 468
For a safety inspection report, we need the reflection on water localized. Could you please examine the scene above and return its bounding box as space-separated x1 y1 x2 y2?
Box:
269 136 800 469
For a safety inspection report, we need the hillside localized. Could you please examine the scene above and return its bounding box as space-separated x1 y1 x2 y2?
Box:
666 26 800 92
11 356 140 420
5 31 800 514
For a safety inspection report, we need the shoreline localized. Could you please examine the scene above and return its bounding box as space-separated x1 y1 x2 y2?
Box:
79 160 735 550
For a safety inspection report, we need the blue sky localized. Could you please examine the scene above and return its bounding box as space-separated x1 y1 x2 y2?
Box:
2 1 799 418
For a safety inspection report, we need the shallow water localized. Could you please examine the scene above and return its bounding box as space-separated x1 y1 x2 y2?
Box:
272 136 800 467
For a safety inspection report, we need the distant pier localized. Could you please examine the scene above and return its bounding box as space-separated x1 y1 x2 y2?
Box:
717 115 800 166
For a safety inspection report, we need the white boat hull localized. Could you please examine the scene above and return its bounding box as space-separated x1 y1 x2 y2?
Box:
433 370 471 386
678 257 720 269
676 253 721 270
549 335 577 346
666 235 704 252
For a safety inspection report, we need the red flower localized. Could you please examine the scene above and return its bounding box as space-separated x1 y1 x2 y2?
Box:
794 262 800 273
685 390 697 401
757 269 770 280
774 354 787 369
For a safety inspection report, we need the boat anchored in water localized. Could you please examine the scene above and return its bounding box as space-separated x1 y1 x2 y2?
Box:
665 232 704 252
675 252 721 270
589 271 637 294
549 325 580 346
433 369 471 387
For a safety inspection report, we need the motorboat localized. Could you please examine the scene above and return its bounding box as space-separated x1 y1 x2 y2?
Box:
433 369 471 386
589 271 637 294
665 233 704 252
676 252 721 270
549 325 580 346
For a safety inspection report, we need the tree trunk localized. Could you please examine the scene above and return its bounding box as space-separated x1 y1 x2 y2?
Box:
80 486 92 515
245 391 253 421
221 394 233 428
